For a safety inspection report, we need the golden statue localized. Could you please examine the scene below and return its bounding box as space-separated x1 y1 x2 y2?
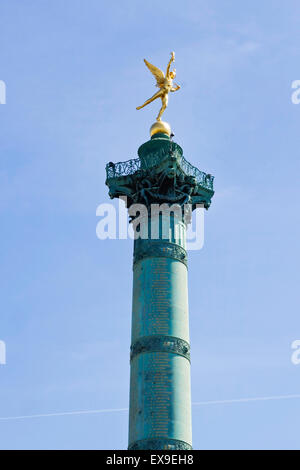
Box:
136 52 180 122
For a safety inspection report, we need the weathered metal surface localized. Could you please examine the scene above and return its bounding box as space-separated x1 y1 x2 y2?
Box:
128 214 192 449
105 132 214 450
105 135 214 210
128 437 193 450
130 335 191 362
134 239 188 267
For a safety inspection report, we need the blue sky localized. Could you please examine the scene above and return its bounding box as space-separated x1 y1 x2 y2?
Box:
0 0 300 449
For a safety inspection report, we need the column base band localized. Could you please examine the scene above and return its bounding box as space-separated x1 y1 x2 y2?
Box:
134 240 187 267
130 335 190 362
128 437 193 450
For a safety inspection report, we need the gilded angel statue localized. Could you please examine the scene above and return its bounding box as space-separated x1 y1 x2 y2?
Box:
136 52 180 121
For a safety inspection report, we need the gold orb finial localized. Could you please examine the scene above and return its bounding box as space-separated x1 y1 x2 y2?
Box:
150 121 171 137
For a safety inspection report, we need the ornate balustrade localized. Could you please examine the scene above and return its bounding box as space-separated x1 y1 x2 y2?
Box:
180 156 214 191
106 153 214 192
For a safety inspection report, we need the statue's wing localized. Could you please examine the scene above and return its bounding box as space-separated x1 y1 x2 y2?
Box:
144 59 165 87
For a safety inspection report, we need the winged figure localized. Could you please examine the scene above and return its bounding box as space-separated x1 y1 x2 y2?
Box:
136 52 180 121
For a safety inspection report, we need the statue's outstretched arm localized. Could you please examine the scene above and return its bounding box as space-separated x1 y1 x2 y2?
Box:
171 84 181 92
166 52 175 77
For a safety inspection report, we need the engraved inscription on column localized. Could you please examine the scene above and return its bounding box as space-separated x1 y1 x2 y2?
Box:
143 257 171 336
144 352 173 437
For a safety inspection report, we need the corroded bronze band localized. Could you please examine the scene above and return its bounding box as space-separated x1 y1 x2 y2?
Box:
130 335 190 362
133 240 187 267
128 437 193 450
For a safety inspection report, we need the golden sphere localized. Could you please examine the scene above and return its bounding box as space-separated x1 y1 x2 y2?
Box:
150 121 171 137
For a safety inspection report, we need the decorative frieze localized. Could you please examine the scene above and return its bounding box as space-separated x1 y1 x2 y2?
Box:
130 335 190 362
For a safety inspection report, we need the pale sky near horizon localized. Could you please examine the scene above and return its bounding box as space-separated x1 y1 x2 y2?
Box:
0 0 300 449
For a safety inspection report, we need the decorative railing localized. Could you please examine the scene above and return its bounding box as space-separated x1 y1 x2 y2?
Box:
106 154 214 191
180 156 214 191
106 158 141 179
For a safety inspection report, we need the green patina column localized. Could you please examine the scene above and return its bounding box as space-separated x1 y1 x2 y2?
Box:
106 130 214 450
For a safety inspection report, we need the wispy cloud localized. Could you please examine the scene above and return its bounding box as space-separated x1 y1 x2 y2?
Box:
1 393 299 422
